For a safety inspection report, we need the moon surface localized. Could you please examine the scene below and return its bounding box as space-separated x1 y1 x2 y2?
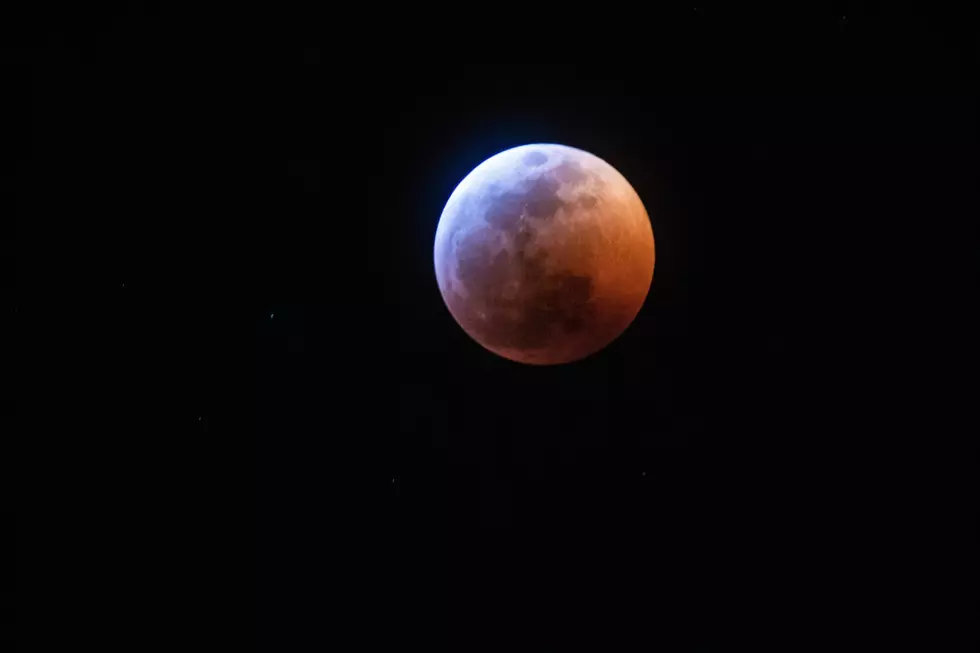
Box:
433 143 655 365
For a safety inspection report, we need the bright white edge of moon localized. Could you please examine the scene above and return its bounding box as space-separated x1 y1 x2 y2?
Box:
434 142 646 270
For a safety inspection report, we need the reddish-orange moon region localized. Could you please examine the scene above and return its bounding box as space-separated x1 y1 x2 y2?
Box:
433 143 655 365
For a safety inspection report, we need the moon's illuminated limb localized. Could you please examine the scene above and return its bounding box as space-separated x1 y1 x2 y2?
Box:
434 143 655 365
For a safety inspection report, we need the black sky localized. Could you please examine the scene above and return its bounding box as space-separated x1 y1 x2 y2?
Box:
16 2 977 651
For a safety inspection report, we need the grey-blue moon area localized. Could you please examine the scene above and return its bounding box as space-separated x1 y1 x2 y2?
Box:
433 143 655 365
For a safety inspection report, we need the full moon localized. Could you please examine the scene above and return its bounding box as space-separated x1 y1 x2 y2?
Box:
433 143 655 365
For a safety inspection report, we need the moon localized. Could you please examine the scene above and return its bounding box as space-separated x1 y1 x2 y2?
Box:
433 143 655 365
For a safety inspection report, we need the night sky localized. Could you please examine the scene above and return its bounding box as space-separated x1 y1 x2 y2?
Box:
18 2 976 651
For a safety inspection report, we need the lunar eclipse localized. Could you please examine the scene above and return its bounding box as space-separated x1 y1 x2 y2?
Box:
434 143 655 365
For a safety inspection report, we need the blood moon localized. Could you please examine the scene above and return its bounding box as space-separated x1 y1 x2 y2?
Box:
433 143 655 365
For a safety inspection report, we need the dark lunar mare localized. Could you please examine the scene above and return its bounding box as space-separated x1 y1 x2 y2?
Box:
450 162 599 352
